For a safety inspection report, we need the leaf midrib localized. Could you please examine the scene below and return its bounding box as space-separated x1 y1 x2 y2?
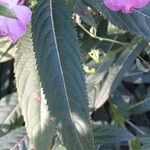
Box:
49 0 83 148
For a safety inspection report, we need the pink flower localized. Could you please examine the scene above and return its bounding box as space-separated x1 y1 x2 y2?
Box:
0 0 31 43
103 0 150 13
18 0 25 5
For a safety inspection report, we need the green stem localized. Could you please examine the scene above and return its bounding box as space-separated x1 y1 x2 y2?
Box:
77 22 128 46
126 120 145 135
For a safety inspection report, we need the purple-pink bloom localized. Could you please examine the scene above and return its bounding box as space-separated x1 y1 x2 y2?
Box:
0 0 31 43
103 0 150 13
18 0 25 5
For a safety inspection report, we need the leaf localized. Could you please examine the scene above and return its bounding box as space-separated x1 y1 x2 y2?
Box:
0 93 21 137
15 27 56 150
0 37 16 63
93 123 134 146
123 73 150 84
130 135 150 150
111 83 135 109
138 135 150 150
32 0 95 149
109 103 125 128
0 127 30 150
67 0 78 8
86 58 113 108
129 138 141 150
129 97 150 115
52 142 67 150
86 58 113 85
136 58 150 73
82 0 150 40
74 1 96 27
53 145 67 150
93 39 146 110
0 2 16 18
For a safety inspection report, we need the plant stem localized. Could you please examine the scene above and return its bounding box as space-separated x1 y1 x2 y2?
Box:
126 120 145 135
77 22 128 46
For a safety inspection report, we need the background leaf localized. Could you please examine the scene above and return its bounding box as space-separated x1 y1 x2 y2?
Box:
129 97 150 115
0 37 16 63
0 93 21 137
93 123 134 146
82 0 150 40
0 127 30 150
93 39 146 109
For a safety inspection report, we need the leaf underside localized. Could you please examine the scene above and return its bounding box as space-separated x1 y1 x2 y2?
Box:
15 27 56 150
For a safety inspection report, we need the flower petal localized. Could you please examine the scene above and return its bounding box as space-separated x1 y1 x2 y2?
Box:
103 0 150 13
6 17 26 43
103 0 124 11
18 0 25 5
13 5 32 27
0 0 32 43
0 0 18 7
0 16 9 36
103 0 133 13
131 0 150 8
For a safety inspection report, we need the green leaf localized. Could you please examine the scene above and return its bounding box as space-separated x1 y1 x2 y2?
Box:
129 97 150 115
123 73 150 84
93 39 146 110
93 123 134 146
138 135 150 150
0 93 21 137
67 0 78 8
0 37 16 63
109 103 125 128
74 1 96 27
130 135 150 150
0 127 30 150
15 27 56 150
87 59 113 108
130 138 141 150
32 0 95 149
52 143 67 150
0 2 16 18
82 0 150 40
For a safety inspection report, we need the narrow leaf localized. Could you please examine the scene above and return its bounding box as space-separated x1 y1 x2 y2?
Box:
0 93 21 136
93 124 134 146
83 0 150 40
129 97 150 115
15 27 56 150
0 127 30 150
94 39 146 109
0 37 16 63
123 73 150 84
32 0 95 149
0 2 16 18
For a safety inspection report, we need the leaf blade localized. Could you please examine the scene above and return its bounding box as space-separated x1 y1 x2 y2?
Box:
15 26 56 150
0 93 21 137
82 0 150 40
0 2 16 18
32 0 95 149
0 127 30 150
93 124 134 146
93 39 146 109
